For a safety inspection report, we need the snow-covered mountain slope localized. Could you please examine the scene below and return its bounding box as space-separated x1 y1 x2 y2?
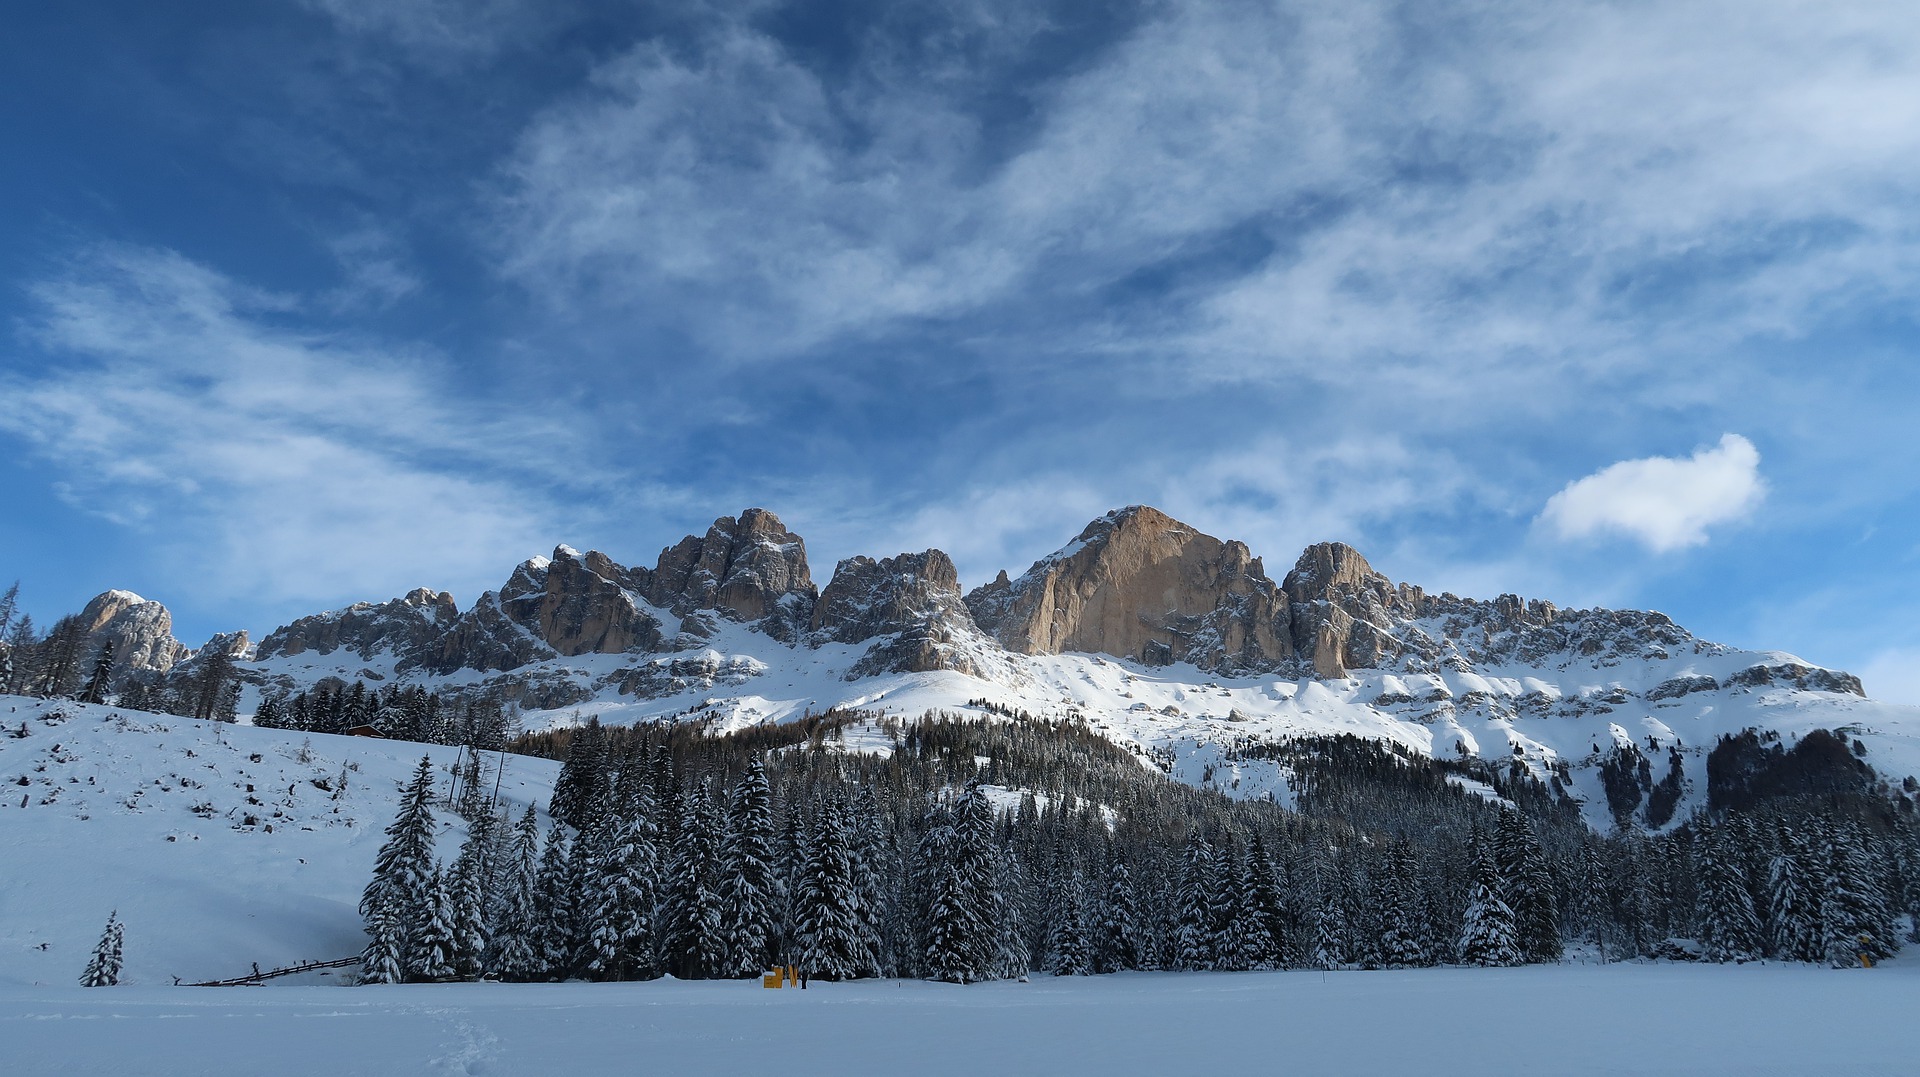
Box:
35 504 1920 832
0 696 556 987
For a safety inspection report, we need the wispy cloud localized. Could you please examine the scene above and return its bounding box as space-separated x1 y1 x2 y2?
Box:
0 244 580 613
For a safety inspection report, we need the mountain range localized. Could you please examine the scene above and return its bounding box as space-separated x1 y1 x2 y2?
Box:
47 505 1920 830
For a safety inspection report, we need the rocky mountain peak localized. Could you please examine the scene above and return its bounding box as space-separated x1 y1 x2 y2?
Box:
257 586 460 662
809 549 1001 677
965 505 1295 673
644 508 816 638
77 590 188 674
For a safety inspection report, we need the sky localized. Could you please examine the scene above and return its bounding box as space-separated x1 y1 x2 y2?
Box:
3 0 1920 700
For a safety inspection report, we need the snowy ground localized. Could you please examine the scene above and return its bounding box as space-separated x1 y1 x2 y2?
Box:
2 964 1915 1076
0 696 557 988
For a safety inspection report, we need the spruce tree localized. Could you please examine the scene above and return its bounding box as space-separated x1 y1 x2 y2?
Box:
80 911 123 987
1379 843 1429 969
1046 870 1093 976
1696 827 1762 962
1766 846 1819 962
533 826 577 979
720 761 783 977
360 756 438 977
487 807 544 981
79 640 114 705
1246 835 1289 969
582 799 661 981
1098 859 1143 973
360 901 406 985
1174 838 1216 970
1458 838 1522 967
795 800 868 981
412 867 458 982
663 789 728 979
1496 810 1561 963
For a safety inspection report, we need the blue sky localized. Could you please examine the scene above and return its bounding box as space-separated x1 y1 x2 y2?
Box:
4 0 1920 700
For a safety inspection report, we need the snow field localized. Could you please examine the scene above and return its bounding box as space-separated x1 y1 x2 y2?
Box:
0 696 558 988
2 963 1916 1076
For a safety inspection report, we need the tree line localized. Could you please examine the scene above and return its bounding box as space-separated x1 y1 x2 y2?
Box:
357 710 1920 986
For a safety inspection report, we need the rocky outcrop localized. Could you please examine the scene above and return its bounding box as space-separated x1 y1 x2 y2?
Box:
1279 543 1418 678
77 590 188 674
644 509 816 639
257 588 458 661
506 546 665 658
965 506 1296 673
812 550 998 677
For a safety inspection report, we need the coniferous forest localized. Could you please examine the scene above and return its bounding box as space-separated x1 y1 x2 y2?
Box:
357 709 1920 985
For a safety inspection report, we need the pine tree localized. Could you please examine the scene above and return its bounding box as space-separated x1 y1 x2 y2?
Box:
1174 838 1216 970
1696 826 1762 963
533 826 577 979
720 761 783 977
795 800 869 981
412 868 458 982
1821 822 1896 967
1766 846 1819 962
1246 835 1289 970
1046 870 1093 976
1379 843 1430 969
447 834 491 980
663 789 728 979
80 911 123 987
1496 810 1561 963
582 798 661 981
1097 859 1143 973
360 756 438 978
1458 838 1521 967
360 900 406 985
79 640 114 705
487 807 544 981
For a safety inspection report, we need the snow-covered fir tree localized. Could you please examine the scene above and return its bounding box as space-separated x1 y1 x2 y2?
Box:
663 789 729 979
1458 837 1522 967
1696 825 1763 962
80 911 123 987
359 755 438 980
721 760 783 977
1174 838 1216 971
1047 870 1093 976
487 806 545 981
581 786 661 981
412 868 459 982
1097 859 1143 973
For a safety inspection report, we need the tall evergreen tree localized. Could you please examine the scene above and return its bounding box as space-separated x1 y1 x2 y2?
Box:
1696 826 1762 962
412 868 458 982
721 761 783 977
1097 859 1143 973
79 640 114 705
533 826 577 979
360 756 438 978
487 807 544 981
582 796 661 981
1766 845 1820 963
1046 870 1093 976
795 800 870 981
663 789 728 979
1458 837 1521 967
1174 838 1217 970
1495 810 1561 963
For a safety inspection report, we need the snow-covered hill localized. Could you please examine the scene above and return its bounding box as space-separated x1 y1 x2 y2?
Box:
0 696 556 987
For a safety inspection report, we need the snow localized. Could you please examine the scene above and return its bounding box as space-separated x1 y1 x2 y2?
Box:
0 696 558 989
2 964 1915 1075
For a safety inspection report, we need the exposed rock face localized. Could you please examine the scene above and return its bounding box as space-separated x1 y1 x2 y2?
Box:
1279 543 1416 678
965 507 1296 673
257 588 458 661
507 546 665 658
645 509 816 639
77 591 188 674
812 550 997 677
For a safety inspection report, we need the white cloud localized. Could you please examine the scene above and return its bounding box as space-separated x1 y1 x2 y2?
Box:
1538 434 1765 552
0 244 580 614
